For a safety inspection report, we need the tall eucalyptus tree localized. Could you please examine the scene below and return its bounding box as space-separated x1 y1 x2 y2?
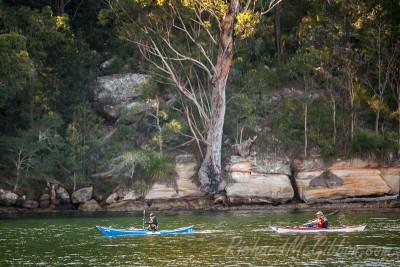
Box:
101 0 282 194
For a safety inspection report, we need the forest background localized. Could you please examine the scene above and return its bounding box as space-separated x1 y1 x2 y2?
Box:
0 0 399 199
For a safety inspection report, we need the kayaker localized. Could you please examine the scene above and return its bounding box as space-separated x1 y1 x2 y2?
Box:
303 211 328 228
145 213 158 231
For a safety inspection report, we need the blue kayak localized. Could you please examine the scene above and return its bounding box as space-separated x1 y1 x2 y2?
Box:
96 225 194 236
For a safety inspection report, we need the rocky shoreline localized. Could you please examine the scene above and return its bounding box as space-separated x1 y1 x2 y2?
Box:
1 155 399 215
1 195 399 215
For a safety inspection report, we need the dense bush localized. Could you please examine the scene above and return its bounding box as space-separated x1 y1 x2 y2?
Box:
348 130 395 161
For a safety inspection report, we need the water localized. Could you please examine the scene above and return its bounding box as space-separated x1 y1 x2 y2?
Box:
0 210 399 266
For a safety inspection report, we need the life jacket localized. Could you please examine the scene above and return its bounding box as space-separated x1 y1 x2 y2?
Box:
316 217 325 228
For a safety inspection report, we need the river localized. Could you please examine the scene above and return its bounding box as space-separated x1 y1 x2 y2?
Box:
0 210 399 266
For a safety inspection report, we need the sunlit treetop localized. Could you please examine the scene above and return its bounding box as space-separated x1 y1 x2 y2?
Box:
181 0 228 16
54 16 69 31
235 11 260 39
131 0 228 16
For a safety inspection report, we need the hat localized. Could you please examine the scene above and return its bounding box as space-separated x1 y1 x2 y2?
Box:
316 211 323 215
149 213 155 216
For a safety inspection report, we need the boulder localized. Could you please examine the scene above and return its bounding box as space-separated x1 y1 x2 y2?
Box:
72 187 93 204
39 200 50 208
95 73 147 104
23 200 39 209
0 189 19 206
94 73 149 120
105 193 119 204
380 167 400 195
93 189 106 203
78 199 102 212
295 158 391 201
39 194 50 202
56 187 70 204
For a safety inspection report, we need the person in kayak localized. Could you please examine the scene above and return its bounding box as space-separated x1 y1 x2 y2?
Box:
145 213 158 231
303 211 328 228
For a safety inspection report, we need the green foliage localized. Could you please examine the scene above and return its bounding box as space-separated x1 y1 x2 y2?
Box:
101 56 126 75
63 103 103 188
132 180 150 197
348 130 395 161
287 47 323 79
0 33 33 108
107 149 175 196
321 170 333 180
139 152 175 184
269 99 304 155
0 113 65 191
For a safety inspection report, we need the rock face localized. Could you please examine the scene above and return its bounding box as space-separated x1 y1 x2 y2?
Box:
72 187 93 204
0 189 19 206
145 183 178 200
96 73 146 103
225 156 294 203
295 158 391 201
144 154 202 200
106 201 147 211
95 73 149 120
380 167 400 194
175 155 202 198
122 190 138 201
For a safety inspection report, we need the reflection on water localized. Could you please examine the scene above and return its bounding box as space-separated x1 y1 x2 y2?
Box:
0 210 399 266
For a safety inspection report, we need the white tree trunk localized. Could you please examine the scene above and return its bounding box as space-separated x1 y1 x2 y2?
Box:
198 1 238 194
198 79 227 193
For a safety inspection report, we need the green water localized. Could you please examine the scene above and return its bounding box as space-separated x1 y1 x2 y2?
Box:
0 210 399 266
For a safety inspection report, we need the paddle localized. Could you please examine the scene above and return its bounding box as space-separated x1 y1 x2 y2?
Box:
326 210 340 216
142 209 145 229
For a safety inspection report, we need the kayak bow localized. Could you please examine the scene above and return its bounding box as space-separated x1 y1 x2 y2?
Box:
270 224 366 233
96 225 194 236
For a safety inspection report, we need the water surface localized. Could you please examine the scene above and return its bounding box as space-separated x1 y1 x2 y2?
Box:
0 210 399 266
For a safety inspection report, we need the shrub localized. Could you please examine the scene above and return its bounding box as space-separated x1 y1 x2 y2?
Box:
347 130 394 161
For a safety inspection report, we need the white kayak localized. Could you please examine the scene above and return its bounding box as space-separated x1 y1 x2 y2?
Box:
270 224 367 233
